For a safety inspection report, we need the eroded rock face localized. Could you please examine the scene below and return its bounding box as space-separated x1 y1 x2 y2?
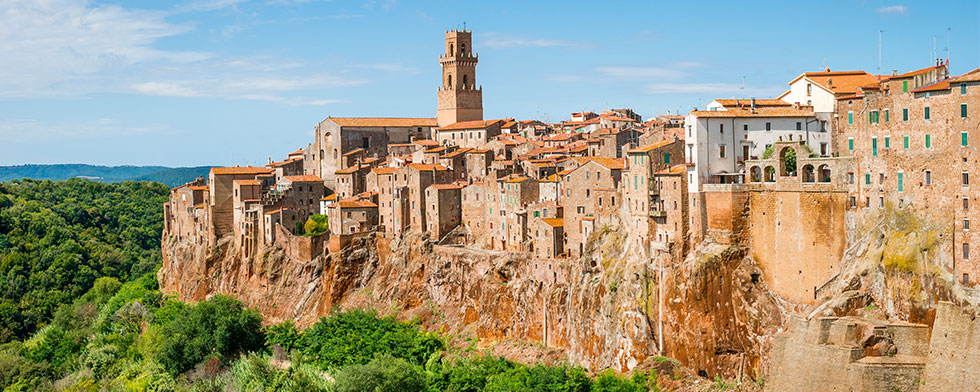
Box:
159 229 785 378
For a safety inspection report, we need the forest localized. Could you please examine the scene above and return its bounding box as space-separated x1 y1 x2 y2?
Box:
0 179 672 391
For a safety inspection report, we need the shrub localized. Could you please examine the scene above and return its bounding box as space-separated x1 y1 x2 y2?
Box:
157 295 264 376
299 309 443 369
331 354 426 392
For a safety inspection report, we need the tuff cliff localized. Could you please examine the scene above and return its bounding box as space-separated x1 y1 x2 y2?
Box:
159 226 784 381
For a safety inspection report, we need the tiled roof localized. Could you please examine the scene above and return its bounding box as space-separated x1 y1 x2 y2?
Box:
425 146 448 153
406 163 449 171
656 164 687 175
540 218 563 227
692 105 814 118
714 99 789 107
505 176 531 183
338 199 378 208
466 148 491 154
343 148 365 156
789 71 879 96
371 167 398 175
284 175 323 182
265 209 281 215
233 179 262 186
327 117 437 127
336 165 368 174
188 185 209 191
321 194 337 201
430 183 463 190
628 139 676 153
288 149 304 156
955 67 980 83
212 166 272 175
892 64 944 79
436 119 505 130
413 139 440 146
587 157 626 170
441 147 472 158
268 157 302 167
912 78 953 93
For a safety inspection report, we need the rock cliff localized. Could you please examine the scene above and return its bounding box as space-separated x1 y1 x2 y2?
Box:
159 226 785 380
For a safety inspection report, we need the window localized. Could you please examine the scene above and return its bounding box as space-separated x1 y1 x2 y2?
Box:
879 173 885 184
664 153 670 164
880 196 884 207
885 109 889 122
925 107 931 120
963 131 970 146
897 172 903 192
925 134 932 148
848 112 854 124
848 138 854 151
586 189 590 198
719 144 727 158
925 170 932 185
743 124 748 131
850 196 856 207
884 136 890 149
965 243 971 259
796 122 802 130
965 218 971 231
765 122 772 131
902 80 908 92
872 137 878 156
720 124 724 134
962 83 968 95
963 104 969 118
904 136 909 149
807 83 812 96
865 173 871 185
964 172 970 187
848 172 854 184
903 108 909 121
965 197 970 210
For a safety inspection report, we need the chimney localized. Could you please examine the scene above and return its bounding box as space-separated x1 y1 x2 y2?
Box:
750 98 756 113
892 69 898 76
827 78 833 88
824 67 831 72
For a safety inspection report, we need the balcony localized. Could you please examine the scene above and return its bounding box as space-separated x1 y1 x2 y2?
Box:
648 210 667 218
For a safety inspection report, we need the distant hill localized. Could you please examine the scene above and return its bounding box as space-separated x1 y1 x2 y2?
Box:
0 164 213 187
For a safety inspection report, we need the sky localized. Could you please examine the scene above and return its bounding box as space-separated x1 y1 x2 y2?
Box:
2 0 980 167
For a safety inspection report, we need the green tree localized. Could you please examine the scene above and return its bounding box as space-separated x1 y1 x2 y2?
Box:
303 215 329 236
157 295 264 376
331 354 426 392
299 309 443 369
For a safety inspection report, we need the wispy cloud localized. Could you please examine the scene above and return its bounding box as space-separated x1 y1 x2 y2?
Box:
481 32 588 49
875 5 908 16
645 83 779 96
0 118 169 143
176 0 248 12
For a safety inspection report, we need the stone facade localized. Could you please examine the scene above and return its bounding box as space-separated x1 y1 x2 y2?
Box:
437 29 484 127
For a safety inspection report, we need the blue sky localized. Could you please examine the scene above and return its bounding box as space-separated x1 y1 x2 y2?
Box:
2 0 979 166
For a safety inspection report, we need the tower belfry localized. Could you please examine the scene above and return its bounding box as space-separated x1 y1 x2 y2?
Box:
437 29 484 127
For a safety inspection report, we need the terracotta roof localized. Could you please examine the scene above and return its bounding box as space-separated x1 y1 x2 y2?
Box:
655 164 687 175
284 175 323 182
212 166 272 175
505 176 531 183
466 148 491 154
691 105 814 118
912 78 953 93
413 139 440 146
714 99 789 107
587 157 626 170
430 183 463 190
327 117 437 127
389 143 415 147
336 165 368 174
288 149 304 156
788 71 879 96
343 148 365 157
188 185 209 191
540 218 563 227
194 203 206 209
233 179 262 186
425 146 447 153
441 147 472 158
338 199 378 208
893 64 944 79
371 167 398 175
265 209 281 215
268 157 302 167
540 174 560 182
436 119 505 130
628 139 676 154
321 194 337 201
955 67 980 83
406 163 449 171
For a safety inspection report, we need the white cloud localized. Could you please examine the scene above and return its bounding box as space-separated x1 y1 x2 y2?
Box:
875 5 908 15
131 82 201 97
481 33 586 49
0 118 168 143
0 0 206 97
645 83 779 96
176 0 248 13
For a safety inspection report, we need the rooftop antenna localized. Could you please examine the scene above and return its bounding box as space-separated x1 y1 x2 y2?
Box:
933 35 937 63
946 27 951 62
463 21 466 31
741 76 746 97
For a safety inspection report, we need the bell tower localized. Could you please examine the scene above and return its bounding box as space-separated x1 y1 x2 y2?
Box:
437 29 483 127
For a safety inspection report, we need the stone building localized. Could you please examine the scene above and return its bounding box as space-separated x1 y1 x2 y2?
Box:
836 61 980 283
461 182 489 246
327 194 379 235
560 157 625 257
395 163 453 233
437 29 484 127
433 119 504 148
623 139 686 253
425 183 463 239
208 166 273 239
464 149 493 181
531 217 564 259
366 167 398 233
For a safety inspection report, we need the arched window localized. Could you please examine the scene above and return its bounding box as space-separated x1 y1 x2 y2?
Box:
750 166 762 182
462 74 468 88
461 43 466 54
764 166 776 182
779 147 797 176
802 165 815 183
819 165 832 183
447 74 452 89
449 43 454 55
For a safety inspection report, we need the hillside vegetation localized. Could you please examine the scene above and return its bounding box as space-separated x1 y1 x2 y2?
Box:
0 165 211 187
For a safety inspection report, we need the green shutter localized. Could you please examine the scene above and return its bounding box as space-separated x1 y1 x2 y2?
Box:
903 80 908 92
869 112 873 124
898 172 904 192
848 112 853 124
633 177 637 190
925 134 931 148
664 153 670 164
962 83 968 95
872 137 878 156
904 136 909 149
885 137 890 149
962 104 968 118
865 174 871 185
885 110 889 122
963 132 969 146
925 107 931 120
903 109 909 121
848 138 854 151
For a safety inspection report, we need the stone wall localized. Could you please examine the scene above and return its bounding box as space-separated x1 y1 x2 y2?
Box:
922 301 980 390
